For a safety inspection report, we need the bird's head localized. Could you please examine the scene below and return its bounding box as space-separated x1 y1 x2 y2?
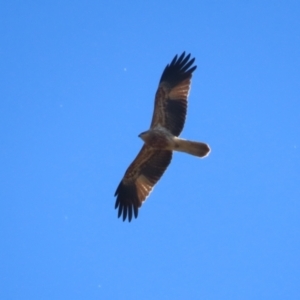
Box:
138 131 149 142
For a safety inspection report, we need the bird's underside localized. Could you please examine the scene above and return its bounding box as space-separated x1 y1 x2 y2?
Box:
114 52 210 222
139 127 210 157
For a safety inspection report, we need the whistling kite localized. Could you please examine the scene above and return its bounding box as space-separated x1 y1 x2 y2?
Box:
115 52 210 221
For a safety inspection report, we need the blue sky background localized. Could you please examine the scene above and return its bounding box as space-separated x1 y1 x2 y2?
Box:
1 1 299 299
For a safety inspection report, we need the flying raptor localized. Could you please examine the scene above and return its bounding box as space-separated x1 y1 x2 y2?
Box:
115 52 210 222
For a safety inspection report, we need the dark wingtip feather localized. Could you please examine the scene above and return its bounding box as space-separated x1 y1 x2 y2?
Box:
128 205 133 222
159 52 197 87
169 54 179 66
175 52 186 65
133 206 138 219
114 181 139 222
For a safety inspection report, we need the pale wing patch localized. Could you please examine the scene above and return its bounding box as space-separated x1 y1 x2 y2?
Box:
136 175 153 202
168 78 191 99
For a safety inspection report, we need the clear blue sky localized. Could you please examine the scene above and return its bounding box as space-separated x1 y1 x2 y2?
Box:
1 1 299 299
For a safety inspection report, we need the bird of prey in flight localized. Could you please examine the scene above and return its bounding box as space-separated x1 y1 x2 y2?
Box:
114 52 210 222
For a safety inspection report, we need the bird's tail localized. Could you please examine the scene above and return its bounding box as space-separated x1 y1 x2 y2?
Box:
174 138 210 158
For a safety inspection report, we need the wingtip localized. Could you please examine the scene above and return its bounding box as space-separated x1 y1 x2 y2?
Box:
114 181 139 222
117 204 138 222
159 52 197 86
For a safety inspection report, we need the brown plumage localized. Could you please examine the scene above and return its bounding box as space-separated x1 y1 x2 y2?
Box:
114 52 210 221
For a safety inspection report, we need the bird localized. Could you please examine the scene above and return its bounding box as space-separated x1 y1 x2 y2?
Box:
114 52 210 222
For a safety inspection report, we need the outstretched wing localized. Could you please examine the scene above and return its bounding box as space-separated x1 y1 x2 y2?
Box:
150 52 197 137
115 145 172 222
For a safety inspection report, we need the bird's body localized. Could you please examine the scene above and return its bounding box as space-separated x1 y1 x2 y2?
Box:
114 52 210 221
139 127 174 149
140 128 210 157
